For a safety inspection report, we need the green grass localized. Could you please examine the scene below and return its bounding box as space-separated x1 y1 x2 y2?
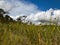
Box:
0 22 60 45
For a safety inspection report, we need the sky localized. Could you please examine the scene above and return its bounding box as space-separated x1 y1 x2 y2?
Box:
21 0 60 10
0 0 60 25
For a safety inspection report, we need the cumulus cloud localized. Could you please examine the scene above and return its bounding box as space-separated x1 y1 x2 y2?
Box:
26 8 60 24
0 0 39 19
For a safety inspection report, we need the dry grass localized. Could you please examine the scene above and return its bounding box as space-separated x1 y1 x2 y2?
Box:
0 22 60 45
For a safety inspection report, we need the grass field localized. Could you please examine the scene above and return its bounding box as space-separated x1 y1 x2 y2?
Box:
0 22 60 45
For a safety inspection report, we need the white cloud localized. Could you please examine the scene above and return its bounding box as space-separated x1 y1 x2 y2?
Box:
26 8 53 21
0 0 39 19
0 0 12 11
26 8 60 24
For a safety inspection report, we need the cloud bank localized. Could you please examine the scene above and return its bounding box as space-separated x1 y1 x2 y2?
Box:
0 0 60 25
26 8 60 24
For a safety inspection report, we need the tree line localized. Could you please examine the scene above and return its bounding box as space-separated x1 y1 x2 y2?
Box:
0 8 27 23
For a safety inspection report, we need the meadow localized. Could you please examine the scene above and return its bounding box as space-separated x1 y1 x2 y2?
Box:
0 22 60 45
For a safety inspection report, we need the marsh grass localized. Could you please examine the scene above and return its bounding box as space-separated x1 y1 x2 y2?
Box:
0 22 60 45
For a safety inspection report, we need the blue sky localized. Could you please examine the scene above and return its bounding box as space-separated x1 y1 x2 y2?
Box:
22 0 60 11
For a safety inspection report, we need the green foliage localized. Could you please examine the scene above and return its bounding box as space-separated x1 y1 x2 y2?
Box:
4 15 13 22
0 22 60 45
16 16 27 23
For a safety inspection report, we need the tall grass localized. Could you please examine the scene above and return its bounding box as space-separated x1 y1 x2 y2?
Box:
0 22 60 45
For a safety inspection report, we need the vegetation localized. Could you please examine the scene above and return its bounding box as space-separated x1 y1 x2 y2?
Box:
0 8 60 45
0 8 13 23
0 22 60 45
